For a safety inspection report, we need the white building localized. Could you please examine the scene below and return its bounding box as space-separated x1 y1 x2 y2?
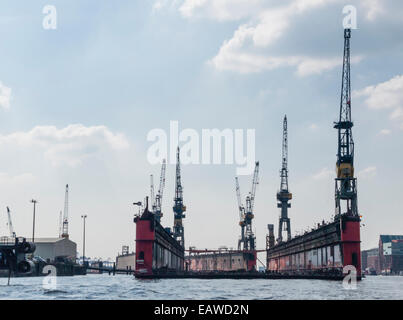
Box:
27 237 77 262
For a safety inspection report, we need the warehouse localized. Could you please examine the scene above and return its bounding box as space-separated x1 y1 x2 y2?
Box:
116 246 135 271
27 237 77 263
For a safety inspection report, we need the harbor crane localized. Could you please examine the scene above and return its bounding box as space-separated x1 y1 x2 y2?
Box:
334 28 358 218
235 177 245 250
150 174 155 211
151 159 166 223
173 148 186 248
277 115 292 243
61 184 69 239
6 207 16 238
235 161 259 251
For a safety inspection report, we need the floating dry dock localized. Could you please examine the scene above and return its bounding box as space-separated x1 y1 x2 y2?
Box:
134 30 362 282
135 271 345 281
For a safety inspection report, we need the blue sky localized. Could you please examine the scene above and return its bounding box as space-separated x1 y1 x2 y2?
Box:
1 0 403 260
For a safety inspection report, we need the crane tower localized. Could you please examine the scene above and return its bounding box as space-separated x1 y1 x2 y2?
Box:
235 161 259 251
6 207 16 238
173 148 186 248
277 115 292 243
151 159 166 224
61 184 69 238
334 28 358 218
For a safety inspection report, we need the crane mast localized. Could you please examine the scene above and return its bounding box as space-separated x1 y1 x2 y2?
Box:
235 177 245 250
154 159 166 223
61 184 69 238
334 28 358 218
6 207 16 238
150 174 155 211
277 115 292 243
173 148 186 248
236 161 259 251
59 210 62 238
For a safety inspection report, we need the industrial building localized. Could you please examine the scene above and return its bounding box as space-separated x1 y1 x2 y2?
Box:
116 246 135 271
27 237 77 263
361 248 379 274
378 235 403 275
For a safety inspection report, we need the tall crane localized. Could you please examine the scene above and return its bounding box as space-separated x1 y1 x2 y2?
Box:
173 148 186 248
150 174 155 210
334 28 358 218
277 115 292 243
59 210 62 238
154 159 166 224
6 207 16 238
236 161 259 251
61 184 69 239
235 177 245 250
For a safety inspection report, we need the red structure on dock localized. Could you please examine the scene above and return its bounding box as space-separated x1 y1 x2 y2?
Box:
134 201 184 275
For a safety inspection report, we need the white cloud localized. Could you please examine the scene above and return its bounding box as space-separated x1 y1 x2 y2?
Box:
180 0 263 21
0 172 36 185
354 75 403 128
361 0 384 21
378 129 391 136
153 0 182 12
353 75 403 110
313 167 333 180
209 49 362 76
153 0 385 75
0 82 11 109
358 166 377 179
0 124 130 167
201 0 366 75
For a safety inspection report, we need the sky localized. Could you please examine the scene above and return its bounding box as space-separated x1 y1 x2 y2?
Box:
0 0 403 261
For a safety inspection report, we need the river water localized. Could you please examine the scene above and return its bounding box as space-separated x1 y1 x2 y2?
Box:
0 274 402 300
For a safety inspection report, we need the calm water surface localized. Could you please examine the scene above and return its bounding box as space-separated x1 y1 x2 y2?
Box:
0 274 402 300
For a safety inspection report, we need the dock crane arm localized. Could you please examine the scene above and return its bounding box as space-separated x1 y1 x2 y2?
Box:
249 162 260 213
6 207 16 238
150 174 155 211
235 177 244 223
156 159 166 212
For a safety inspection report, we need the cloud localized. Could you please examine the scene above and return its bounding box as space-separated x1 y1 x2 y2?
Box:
153 0 182 12
378 129 391 136
358 166 377 179
313 167 334 180
0 82 11 109
353 75 403 128
197 0 367 75
0 172 36 185
0 124 130 167
180 0 264 21
209 47 363 75
361 0 384 21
